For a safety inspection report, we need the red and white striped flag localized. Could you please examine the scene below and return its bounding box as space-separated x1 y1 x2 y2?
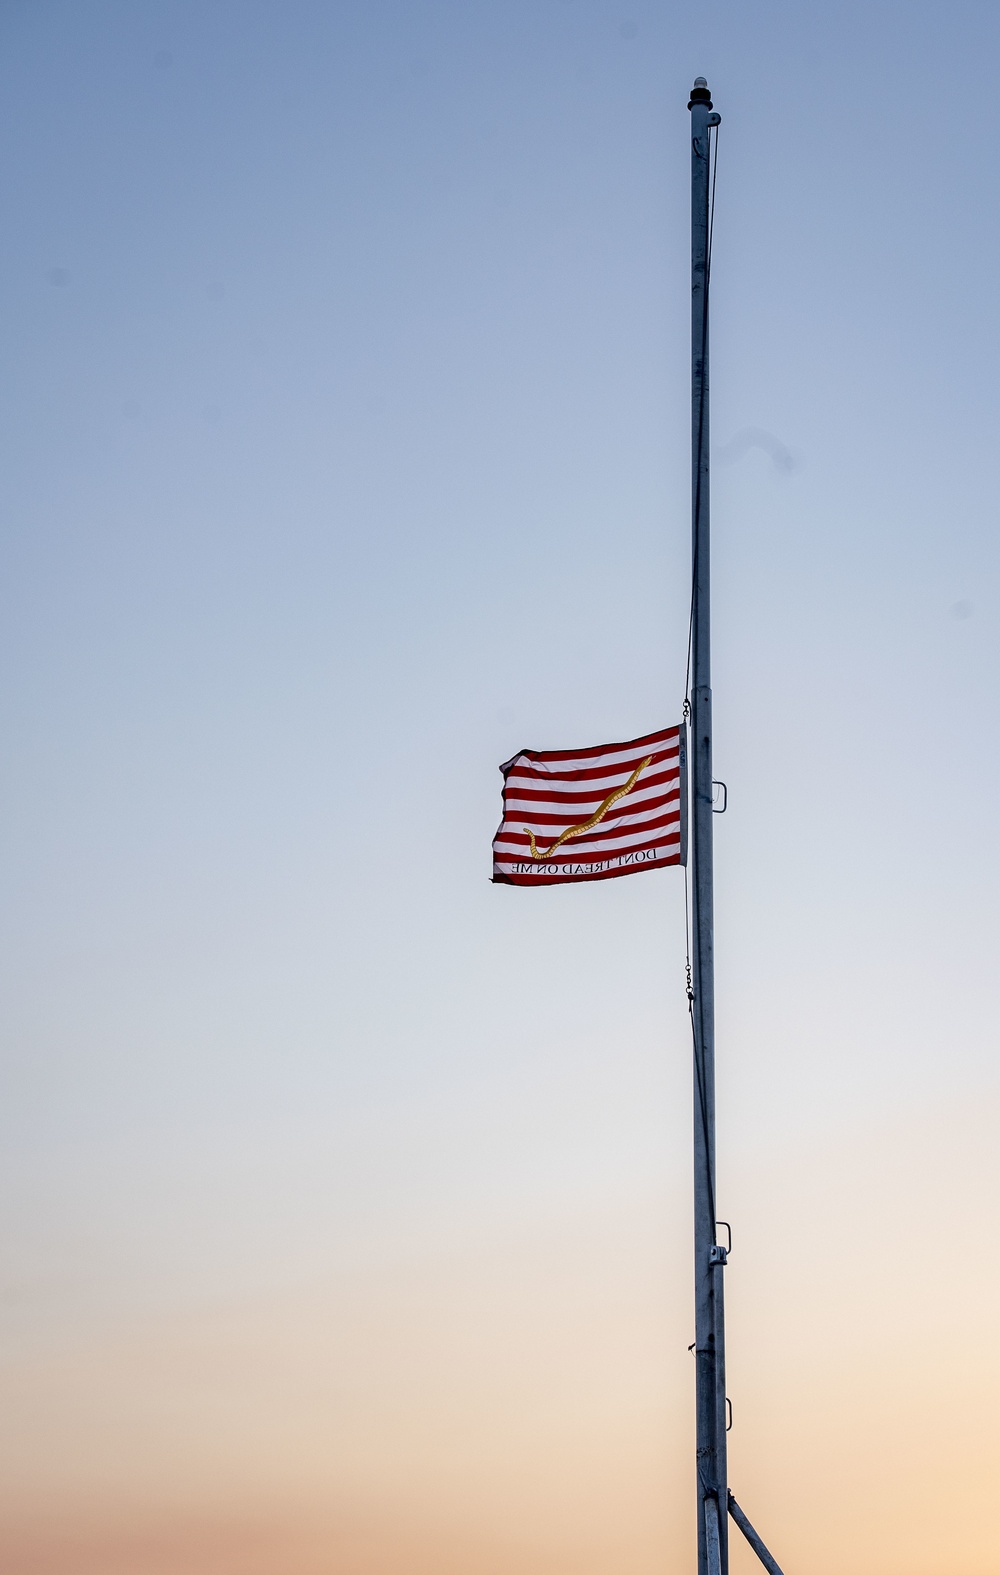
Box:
492 725 686 886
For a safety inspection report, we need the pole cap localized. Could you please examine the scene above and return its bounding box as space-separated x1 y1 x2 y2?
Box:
688 76 713 110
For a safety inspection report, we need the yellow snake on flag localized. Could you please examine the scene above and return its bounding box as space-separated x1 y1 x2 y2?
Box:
524 755 653 861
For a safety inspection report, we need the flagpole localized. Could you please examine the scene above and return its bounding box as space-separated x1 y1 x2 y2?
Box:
687 75 727 1575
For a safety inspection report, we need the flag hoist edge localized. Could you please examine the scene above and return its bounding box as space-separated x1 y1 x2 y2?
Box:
492 725 687 886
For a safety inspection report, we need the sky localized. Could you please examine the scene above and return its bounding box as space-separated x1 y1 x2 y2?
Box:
1 2 999 1572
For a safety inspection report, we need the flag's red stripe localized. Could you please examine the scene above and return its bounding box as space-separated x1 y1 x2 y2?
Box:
494 839 681 865
503 749 680 787
500 796 679 830
510 728 680 766
497 806 680 844
505 774 679 809
505 767 679 795
506 746 679 776
507 762 680 790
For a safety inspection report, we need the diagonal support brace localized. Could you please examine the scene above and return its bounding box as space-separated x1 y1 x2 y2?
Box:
727 1492 785 1575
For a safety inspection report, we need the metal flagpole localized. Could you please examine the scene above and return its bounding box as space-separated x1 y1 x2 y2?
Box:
687 75 726 1575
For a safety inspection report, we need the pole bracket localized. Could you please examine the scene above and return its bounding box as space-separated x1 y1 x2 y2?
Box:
708 1244 728 1266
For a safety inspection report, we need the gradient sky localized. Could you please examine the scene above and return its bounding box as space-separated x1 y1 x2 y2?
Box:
2 3 999 1572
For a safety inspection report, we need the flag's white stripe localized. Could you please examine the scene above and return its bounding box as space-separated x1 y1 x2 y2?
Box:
505 758 680 789
504 766 679 798
497 801 681 843
493 862 677 879
507 734 678 769
502 781 679 817
518 800 680 834
494 839 680 864
506 741 679 779
493 841 680 871
494 820 680 858
493 843 679 866
504 781 678 812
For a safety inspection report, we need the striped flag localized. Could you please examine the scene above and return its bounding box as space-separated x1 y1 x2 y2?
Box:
492 725 686 886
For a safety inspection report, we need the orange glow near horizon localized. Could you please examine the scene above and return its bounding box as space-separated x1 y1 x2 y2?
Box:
4 1104 999 1574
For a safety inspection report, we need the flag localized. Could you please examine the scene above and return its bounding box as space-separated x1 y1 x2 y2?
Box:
492 725 686 886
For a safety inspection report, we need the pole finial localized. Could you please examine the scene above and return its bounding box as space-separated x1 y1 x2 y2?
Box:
688 76 713 111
